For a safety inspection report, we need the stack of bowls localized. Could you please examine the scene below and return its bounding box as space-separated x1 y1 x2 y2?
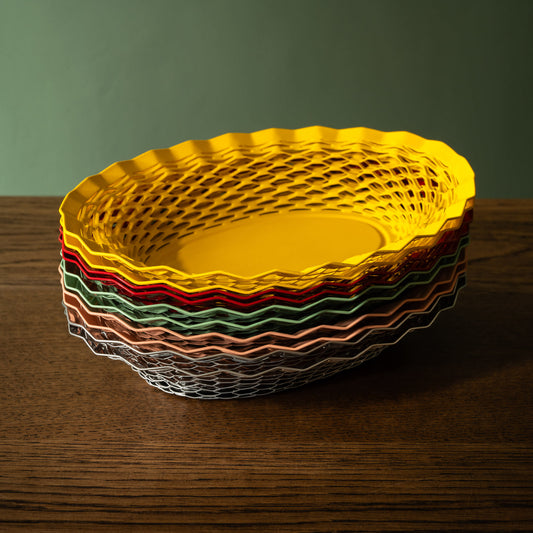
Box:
59 126 475 399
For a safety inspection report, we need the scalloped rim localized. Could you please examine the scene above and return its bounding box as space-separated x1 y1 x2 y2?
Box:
59 126 475 285
66 284 461 377
64 268 463 360
60 261 465 356
59 237 468 330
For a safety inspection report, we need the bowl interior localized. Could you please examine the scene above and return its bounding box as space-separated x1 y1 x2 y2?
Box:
74 136 461 276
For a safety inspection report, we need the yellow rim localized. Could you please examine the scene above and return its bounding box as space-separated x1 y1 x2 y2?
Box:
59 126 475 292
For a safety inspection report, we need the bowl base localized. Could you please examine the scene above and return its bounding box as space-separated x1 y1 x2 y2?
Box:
146 212 388 277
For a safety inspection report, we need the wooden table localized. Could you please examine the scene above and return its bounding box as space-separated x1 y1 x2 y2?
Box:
1 198 532 532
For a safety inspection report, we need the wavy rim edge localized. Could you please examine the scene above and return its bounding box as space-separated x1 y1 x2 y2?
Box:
59 236 468 327
59 126 476 283
60 261 465 355
66 285 461 375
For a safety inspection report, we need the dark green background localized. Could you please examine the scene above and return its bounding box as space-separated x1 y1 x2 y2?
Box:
2 0 532 197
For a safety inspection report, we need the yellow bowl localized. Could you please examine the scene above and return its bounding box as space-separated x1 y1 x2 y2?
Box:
59 126 475 293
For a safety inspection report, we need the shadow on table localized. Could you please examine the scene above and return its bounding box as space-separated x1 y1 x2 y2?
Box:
142 284 532 443
269 285 531 405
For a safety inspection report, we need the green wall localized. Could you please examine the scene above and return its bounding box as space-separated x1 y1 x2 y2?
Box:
1 0 532 197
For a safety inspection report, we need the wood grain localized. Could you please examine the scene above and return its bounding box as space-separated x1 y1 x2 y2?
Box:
1 197 532 531
1 442 531 532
